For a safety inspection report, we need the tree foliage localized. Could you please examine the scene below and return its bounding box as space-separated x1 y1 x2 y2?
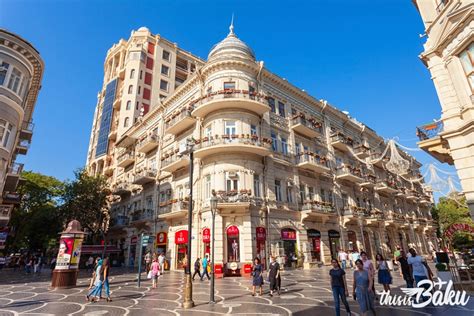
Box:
59 169 110 243
7 171 64 252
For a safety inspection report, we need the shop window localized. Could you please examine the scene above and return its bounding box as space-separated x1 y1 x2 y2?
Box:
226 226 240 262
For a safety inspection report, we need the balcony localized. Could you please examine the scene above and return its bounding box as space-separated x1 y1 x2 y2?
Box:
336 165 364 183
110 215 129 227
19 121 34 141
4 163 23 192
375 180 398 194
301 201 336 223
370 150 389 168
215 190 263 210
290 115 322 138
0 205 13 222
112 182 131 196
133 168 157 185
296 153 330 174
191 90 271 118
117 151 135 168
16 139 30 155
360 174 377 188
2 192 21 204
161 153 189 173
354 145 370 159
136 134 159 153
331 133 354 152
158 200 188 220
193 135 271 159
416 121 453 165
131 209 154 223
165 107 196 135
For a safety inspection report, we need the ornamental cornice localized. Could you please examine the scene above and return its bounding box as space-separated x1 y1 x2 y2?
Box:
201 59 259 79
442 19 474 57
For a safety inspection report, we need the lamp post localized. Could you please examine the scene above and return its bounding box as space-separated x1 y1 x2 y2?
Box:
183 139 195 309
209 190 218 304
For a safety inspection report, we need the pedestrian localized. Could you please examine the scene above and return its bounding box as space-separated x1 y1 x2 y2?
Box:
151 257 160 289
397 250 414 288
33 256 40 274
251 257 264 296
338 249 348 270
192 257 202 281
201 254 210 281
87 255 94 272
407 248 433 303
158 252 165 274
375 253 392 292
330 259 351 316
268 256 281 297
101 258 112 302
182 253 188 273
144 251 151 274
360 251 375 294
351 250 360 270
86 258 103 302
347 250 353 269
353 259 376 316
25 256 32 274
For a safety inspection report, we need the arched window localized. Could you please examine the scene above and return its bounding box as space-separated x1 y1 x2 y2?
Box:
126 101 131 110
128 85 133 94
124 117 129 127
130 69 135 79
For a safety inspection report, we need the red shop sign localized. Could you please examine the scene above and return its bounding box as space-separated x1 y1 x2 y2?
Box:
256 227 266 241
131 236 138 244
226 225 239 237
175 230 188 245
156 232 167 245
281 229 296 240
202 228 211 243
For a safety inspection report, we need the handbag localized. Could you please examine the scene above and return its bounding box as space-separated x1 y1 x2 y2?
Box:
147 271 152 279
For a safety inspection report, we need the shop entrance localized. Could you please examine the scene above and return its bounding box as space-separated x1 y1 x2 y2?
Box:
347 230 358 252
328 230 341 260
175 230 188 270
307 229 321 262
156 232 168 259
256 227 266 269
281 228 297 268
202 228 211 256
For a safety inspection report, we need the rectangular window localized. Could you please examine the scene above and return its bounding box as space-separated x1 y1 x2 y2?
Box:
254 174 261 197
320 188 326 202
160 80 168 91
251 124 257 136
162 50 170 61
223 82 235 90
205 126 212 139
308 187 314 200
275 180 282 202
143 88 151 100
286 186 293 203
295 142 301 156
300 184 306 202
8 68 22 93
459 42 474 90
271 132 278 151
342 193 349 208
146 57 154 70
226 173 238 191
138 86 141 94
0 62 10 85
147 42 155 55
278 101 286 117
161 65 169 76
268 97 276 113
205 175 211 200
144 72 152 85
225 120 236 136
281 137 288 155
149 157 157 170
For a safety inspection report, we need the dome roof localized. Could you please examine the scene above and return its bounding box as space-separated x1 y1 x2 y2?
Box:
208 23 255 61
137 26 149 32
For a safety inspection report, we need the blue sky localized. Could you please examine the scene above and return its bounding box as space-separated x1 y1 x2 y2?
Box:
0 0 458 190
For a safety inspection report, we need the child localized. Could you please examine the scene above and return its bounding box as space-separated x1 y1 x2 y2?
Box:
151 257 160 289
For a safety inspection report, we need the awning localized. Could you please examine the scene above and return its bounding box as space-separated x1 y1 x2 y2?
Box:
81 245 121 255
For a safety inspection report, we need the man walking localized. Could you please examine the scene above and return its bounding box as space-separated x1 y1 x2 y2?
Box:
408 248 433 302
338 249 348 270
201 254 210 281
158 252 165 274
397 250 414 288
192 257 202 281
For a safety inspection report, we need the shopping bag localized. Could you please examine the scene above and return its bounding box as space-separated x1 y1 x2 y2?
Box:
147 271 152 279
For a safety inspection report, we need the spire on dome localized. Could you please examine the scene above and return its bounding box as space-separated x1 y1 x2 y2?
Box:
229 14 235 36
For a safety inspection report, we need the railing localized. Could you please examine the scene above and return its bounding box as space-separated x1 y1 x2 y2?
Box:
191 90 269 109
165 108 194 130
111 215 129 227
3 192 21 202
131 209 154 221
18 139 30 149
331 133 354 147
416 121 443 141
336 165 363 178
354 145 370 155
301 200 335 213
296 152 329 168
22 121 34 132
194 135 272 151
161 152 186 168
134 168 157 180
8 162 24 175
291 116 322 133
136 134 158 149
376 180 398 190
113 182 130 193
117 151 135 164
216 190 263 206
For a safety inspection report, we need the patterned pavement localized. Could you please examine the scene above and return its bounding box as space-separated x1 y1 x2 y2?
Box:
0 266 473 315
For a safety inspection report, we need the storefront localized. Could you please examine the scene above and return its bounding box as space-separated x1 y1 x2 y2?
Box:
175 230 188 269
256 227 266 268
328 230 340 260
226 225 240 262
156 232 167 256
347 230 358 252
202 228 211 256
281 228 297 268
307 229 321 262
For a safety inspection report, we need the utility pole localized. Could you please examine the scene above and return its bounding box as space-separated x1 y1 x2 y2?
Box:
183 139 195 309
137 232 144 288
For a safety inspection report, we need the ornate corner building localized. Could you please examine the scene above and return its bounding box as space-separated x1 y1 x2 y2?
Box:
0 29 44 246
413 0 474 217
86 25 437 271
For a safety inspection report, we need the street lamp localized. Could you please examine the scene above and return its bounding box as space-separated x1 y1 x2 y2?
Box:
183 139 195 309
209 190 218 304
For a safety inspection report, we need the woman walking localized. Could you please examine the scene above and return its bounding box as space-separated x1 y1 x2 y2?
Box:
86 258 102 302
353 259 376 316
151 257 160 289
101 258 112 302
251 257 264 296
268 256 281 296
375 253 392 292
330 259 351 316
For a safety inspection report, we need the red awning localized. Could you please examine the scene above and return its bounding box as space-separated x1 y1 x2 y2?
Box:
81 245 121 255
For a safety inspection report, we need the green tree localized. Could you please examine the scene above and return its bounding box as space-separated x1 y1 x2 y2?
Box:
432 194 473 250
7 171 64 252
60 169 110 243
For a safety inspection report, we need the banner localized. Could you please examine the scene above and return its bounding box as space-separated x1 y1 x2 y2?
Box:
69 237 83 269
443 223 474 240
56 236 74 270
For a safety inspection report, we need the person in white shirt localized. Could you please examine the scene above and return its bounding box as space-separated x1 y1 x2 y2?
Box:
338 250 348 269
407 248 433 303
158 253 165 274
